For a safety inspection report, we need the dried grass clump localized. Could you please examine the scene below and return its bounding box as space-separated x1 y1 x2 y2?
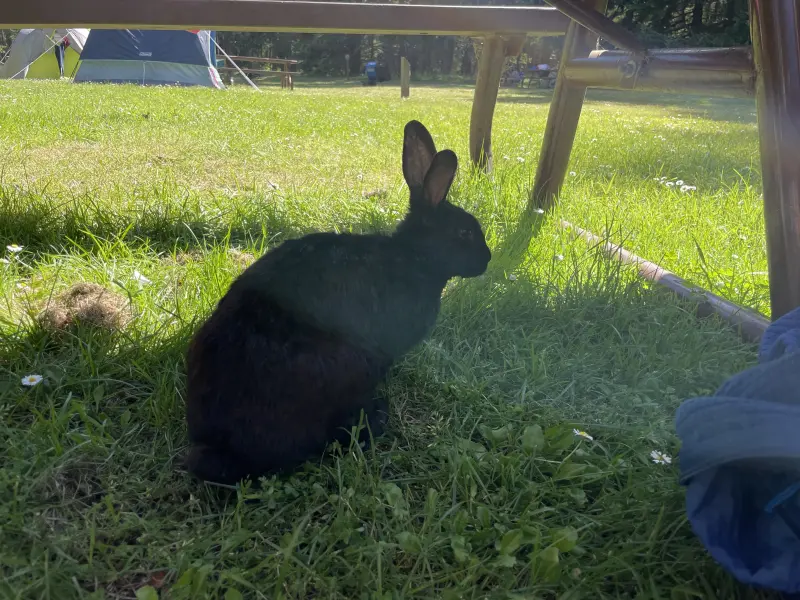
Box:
228 247 256 269
172 250 203 265
38 282 132 332
362 188 388 199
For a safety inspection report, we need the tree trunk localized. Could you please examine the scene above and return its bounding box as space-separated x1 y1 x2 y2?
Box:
691 0 705 33
442 37 456 75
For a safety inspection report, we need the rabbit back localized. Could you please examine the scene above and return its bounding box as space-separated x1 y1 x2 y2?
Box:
234 231 446 359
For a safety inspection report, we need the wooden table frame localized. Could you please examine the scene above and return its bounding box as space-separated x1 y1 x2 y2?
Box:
218 55 299 89
2 0 798 330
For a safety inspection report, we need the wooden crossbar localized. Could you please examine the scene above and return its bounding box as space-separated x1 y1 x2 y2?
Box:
564 47 755 98
544 0 647 55
218 67 299 76
225 56 300 65
0 0 571 36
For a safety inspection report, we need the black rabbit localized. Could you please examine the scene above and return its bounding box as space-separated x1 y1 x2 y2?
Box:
184 120 491 484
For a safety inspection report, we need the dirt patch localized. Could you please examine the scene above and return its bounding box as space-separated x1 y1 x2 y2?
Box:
38 282 132 333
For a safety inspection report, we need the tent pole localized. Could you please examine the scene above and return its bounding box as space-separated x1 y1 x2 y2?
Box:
207 33 260 92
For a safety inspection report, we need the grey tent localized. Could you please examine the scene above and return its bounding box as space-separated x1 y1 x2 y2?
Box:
0 29 89 79
74 29 224 88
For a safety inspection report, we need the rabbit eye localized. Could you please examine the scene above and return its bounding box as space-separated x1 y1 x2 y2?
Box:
458 229 473 241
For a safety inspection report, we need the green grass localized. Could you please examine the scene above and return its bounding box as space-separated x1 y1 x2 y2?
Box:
0 79 775 599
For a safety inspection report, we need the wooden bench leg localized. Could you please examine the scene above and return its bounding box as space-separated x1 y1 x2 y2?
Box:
750 0 800 318
469 35 524 172
470 36 505 171
528 0 608 214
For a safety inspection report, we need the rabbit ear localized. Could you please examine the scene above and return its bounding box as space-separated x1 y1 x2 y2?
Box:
403 121 437 193
422 149 458 208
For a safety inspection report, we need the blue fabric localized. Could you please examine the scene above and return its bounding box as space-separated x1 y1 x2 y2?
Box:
675 306 800 594
80 30 211 66
759 305 800 363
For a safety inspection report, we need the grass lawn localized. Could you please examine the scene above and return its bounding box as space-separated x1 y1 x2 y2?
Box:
0 79 774 599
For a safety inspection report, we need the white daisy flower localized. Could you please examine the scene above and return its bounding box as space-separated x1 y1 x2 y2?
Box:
21 374 43 387
133 270 151 285
6 244 23 253
650 450 672 465
573 429 593 441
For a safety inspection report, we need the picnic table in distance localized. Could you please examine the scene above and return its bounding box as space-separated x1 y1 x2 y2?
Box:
500 63 556 89
218 55 300 89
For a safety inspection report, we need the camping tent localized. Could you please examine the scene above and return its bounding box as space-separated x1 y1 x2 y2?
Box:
0 29 89 79
73 29 224 88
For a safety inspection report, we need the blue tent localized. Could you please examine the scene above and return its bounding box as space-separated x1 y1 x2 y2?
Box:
74 29 224 88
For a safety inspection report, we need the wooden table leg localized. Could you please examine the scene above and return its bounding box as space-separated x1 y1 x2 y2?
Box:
469 36 506 172
528 0 608 214
750 0 800 319
469 35 524 172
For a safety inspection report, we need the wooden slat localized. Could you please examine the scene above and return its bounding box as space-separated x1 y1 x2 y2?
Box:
544 0 647 54
564 47 755 99
218 67 299 75
225 56 299 65
0 0 571 36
